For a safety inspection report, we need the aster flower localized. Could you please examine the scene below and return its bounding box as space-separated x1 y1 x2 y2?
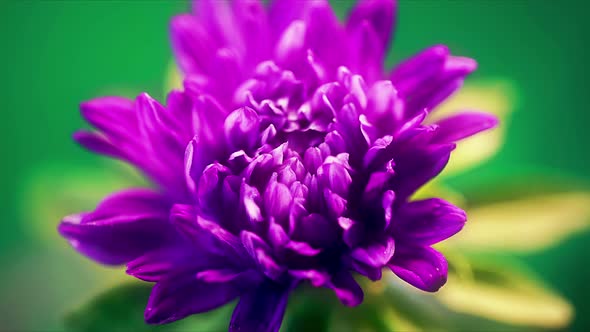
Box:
59 0 498 330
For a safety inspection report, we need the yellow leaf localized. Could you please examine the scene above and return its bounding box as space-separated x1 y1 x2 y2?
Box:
450 192 590 252
412 181 467 208
436 259 573 329
429 80 517 175
164 60 183 94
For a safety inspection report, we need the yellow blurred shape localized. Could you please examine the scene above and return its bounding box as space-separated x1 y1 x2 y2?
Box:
165 61 183 93
430 80 516 175
438 267 573 328
452 192 590 252
384 307 423 332
412 181 467 208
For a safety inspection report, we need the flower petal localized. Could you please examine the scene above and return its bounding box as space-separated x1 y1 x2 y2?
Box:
58 189 174 265
328 270 364 307
170 14 217 75
126 246 196 282
347 0 396 49
351 236 395 268
432 111 498 144
391 143 455 201
229 280 291 332
241 231 285 280
145 269 261 324
388 246 447 292
80 96 137 140
396 198 466 245
224 106 261 152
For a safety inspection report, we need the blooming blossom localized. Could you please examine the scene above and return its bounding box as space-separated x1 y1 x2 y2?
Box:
59 0 497 330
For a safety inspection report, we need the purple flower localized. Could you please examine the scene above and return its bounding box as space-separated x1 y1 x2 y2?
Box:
59 0 498 331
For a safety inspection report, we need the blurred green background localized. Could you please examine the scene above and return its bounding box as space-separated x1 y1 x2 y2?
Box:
1 0 589 331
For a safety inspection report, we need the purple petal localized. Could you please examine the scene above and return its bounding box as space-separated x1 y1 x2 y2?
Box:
229 280 291 332
80 96 137 140
366 81 404 135
268 0 324 42
317 160 352 197
269 219 322 256
304 1 347 77
432 111 499 143
328 270 364 307
274 20 307 69
240 181 264 223
170 204 248 264
126 246 196 282
73 131 124 159
394 53 477 117
323 189 347 219
292 213 338 248
391 143 455 201
390 45 449 96
388 246 448 292
396 198 466 245
263 174 292 222
232 0 270 67
224 106 261 152
58 189 174 265
145 269 261 324
347 0 396 51
192 0 244 54
351 236 395 268
348 20 384 83
241 231 285 280
338 217 365 248
170 14 216 75
289 269 330 287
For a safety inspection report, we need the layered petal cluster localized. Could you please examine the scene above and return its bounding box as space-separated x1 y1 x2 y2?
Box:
59 0 498 331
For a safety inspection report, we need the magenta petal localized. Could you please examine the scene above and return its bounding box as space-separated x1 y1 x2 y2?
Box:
263 174 292 222
80 96 137 140
289 269 330 287
317 161 352 197
224 107 261 151
347 0 396 50
73 131 124 159
348 20 384 83
432 111 499 143
268 0 324 42
58 189 173 265
229 280 291 332
388 246 448 292
170 14 216 75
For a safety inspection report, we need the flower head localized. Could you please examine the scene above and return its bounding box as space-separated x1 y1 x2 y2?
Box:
59 0 497 330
